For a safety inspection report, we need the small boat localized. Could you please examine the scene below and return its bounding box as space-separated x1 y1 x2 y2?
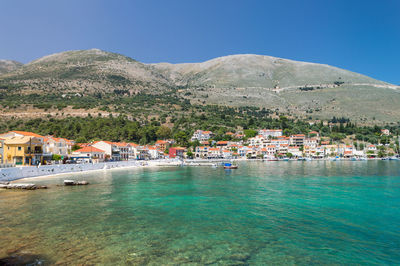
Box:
224 163 238 169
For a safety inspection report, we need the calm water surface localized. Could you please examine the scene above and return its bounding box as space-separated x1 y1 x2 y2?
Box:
1 161 400 265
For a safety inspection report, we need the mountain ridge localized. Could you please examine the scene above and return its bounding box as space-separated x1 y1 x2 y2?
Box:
0 49 399 123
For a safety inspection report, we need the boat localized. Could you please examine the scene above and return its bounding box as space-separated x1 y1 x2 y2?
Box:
224 163 238 169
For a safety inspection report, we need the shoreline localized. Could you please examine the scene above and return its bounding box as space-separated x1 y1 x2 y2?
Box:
3 158 397 184
1 160 182 183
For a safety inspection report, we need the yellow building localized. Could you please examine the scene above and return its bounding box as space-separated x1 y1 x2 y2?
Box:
3 136 44 165
0 138 4 164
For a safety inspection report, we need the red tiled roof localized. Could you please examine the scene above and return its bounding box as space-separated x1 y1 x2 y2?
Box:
93 140 114 145
172 147 185 150
11 131 44 138
75 146 105 153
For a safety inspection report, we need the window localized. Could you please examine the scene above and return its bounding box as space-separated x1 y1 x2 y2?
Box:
18 146 21 151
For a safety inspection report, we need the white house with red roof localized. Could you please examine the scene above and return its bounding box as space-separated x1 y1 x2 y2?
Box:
258 129 283 139
72 146 106 161
208 147 221 158
290 134 306 146
92 141 122 161
191 130 214 142
381 129 390 136
288 146 302 157
222 149 233 159
249 135 264 146
44 136 74 156
195 146 209 159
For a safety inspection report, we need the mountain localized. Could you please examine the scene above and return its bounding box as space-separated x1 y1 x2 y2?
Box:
153 54 387 88
0 60 23 75
0 49 172 94
1 49 399 123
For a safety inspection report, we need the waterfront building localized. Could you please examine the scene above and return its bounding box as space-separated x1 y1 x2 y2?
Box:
288 146 302 158
72 146 106 161
208 147 221 159
114 142 130 160
92 141 122 161
44 136 74 157
0 138 4 164
290 134 306 146
169 147 185 158
195 146 209 159
2 136 44 165
147 146 162 159
304 137 319 148
222 150 233 159
155 140 169 152
277 144 289 156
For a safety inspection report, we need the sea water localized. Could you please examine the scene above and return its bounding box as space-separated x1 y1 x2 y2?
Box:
0 161 399 265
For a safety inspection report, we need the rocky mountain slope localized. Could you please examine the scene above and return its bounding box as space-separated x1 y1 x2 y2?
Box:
153 54 387 88
0 60 23 75
0 49 172 94
0 49 399 123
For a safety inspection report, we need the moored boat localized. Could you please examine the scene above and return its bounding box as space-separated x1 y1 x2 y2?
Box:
224 163 238 169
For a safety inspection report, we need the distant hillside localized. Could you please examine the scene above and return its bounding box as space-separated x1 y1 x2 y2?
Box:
153 54 387 88
0 60 23 75
0 49 399 123
0 49 172 94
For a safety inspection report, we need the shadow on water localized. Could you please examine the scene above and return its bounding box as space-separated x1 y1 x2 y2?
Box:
0 252 52 266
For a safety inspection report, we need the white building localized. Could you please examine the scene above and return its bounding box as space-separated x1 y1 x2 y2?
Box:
258 129 283 139
249 135 265 146
72 146 105 161
92 141 121 161
290 134 306 146
191 130 214 142
44 136 74 156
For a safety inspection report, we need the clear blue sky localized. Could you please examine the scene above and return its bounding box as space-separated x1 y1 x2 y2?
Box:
1 0 399 84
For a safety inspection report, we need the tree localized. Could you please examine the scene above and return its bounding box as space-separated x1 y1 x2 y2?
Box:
156 126 172 140
71 144 81 151
186 151 194 158
174 131 188 146
52 154 62 161
244 129 257 138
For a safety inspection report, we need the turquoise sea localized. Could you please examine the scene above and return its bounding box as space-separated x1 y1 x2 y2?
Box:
1 161 400 265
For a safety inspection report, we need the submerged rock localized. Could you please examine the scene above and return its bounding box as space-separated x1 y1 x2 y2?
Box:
3 183 37 190
64 180 89 186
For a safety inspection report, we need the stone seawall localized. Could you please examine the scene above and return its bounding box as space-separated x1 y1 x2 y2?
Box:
0 161 145 182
